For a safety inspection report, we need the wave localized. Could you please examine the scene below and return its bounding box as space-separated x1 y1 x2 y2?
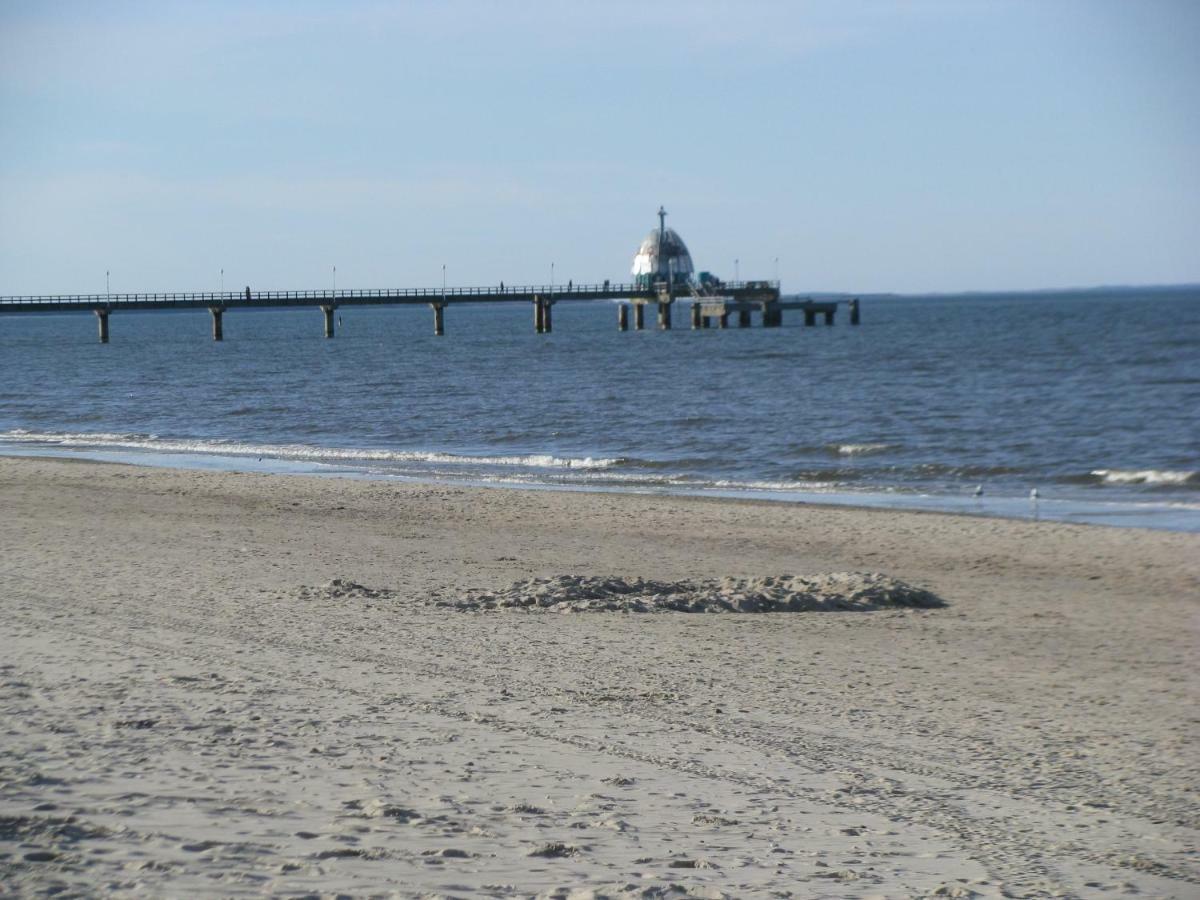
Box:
410 468 847 494
1089 469 1199 487
831 443 892 456
912 462 1029 478
7 429 1198 501
0 429 622 471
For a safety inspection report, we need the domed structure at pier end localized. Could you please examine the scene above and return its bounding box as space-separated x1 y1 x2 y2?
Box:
632 206 694 288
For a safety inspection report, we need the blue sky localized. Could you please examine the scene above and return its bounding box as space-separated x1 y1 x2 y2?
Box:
1 0 1197 294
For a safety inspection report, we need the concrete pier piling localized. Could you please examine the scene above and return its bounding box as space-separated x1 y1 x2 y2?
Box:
763 306 782 327
657 301 672 330
321 305 336 338
824 309 835 325
738 310 752 328
719 312 729 329
95 309 109 343
431 303 445 336
849 298 861 325
533 297 553 334
209 307 224 341
804 309 816 327
633 303 644 331
691 303 701 330
618 304 629 331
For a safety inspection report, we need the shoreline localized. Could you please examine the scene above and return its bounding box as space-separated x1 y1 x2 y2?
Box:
2 455 1197 896
3 440 1198 533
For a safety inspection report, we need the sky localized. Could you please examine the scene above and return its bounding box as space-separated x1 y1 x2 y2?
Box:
1 0 1197 295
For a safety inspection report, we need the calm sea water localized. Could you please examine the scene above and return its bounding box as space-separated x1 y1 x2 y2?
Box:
1 289 1198 530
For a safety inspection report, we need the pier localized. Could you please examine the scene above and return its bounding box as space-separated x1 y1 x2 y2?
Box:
0 281 860 342
0 209 867 341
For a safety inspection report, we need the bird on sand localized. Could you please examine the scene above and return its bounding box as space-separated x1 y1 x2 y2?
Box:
973 485 984 497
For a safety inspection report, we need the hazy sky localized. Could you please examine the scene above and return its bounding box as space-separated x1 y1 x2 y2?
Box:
1 0 1197 294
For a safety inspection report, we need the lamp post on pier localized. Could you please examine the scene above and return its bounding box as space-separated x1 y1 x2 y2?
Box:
106 270 110 297
734 259 739 283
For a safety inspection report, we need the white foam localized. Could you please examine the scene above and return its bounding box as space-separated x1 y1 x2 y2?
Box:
834 443 892 456
0 430 620 471
1091 469 1198 486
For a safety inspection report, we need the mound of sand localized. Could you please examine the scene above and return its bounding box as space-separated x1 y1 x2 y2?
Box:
297 574 942 613
435 574 943 613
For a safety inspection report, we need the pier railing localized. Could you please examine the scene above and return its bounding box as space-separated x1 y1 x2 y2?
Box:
0 280 866 340
0 281 780 310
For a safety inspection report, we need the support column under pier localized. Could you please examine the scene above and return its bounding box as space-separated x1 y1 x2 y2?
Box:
210 307 224 341
657 302 672 330
849 298 861 325
804 309 816 327
738 310 752 328
533 297 545 334
824 309 835 325
719 312 729 329
431 303 445 336
618 304 629 331
542 300 553 334
321 305 336 338
691 303 701 330
763 306 782 327
633 303 644 331
95 309 109 344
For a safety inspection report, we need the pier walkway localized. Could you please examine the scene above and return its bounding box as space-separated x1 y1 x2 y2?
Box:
0 280 859 341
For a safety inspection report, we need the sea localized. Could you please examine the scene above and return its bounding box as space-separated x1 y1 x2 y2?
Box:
2 288 1198 531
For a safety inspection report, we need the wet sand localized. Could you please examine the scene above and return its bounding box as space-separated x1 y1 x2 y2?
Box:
1 455 1197 897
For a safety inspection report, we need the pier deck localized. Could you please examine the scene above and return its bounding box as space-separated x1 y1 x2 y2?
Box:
0 280 860 340
0 281 777 313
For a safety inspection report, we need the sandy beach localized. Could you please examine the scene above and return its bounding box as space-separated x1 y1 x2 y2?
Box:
1 455 1196 898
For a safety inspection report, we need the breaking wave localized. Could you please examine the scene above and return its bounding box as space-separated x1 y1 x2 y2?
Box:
0 429 622 471
831 443 893 456
1089 469 1199 487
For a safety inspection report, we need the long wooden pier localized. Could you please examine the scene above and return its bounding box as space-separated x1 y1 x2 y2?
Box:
0 280 859 341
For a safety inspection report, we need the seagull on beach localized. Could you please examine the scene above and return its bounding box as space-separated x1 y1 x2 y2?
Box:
1030 487 1039 500
973 485 984 497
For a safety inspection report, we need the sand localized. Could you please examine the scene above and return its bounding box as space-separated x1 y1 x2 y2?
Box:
0 455 1196 897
